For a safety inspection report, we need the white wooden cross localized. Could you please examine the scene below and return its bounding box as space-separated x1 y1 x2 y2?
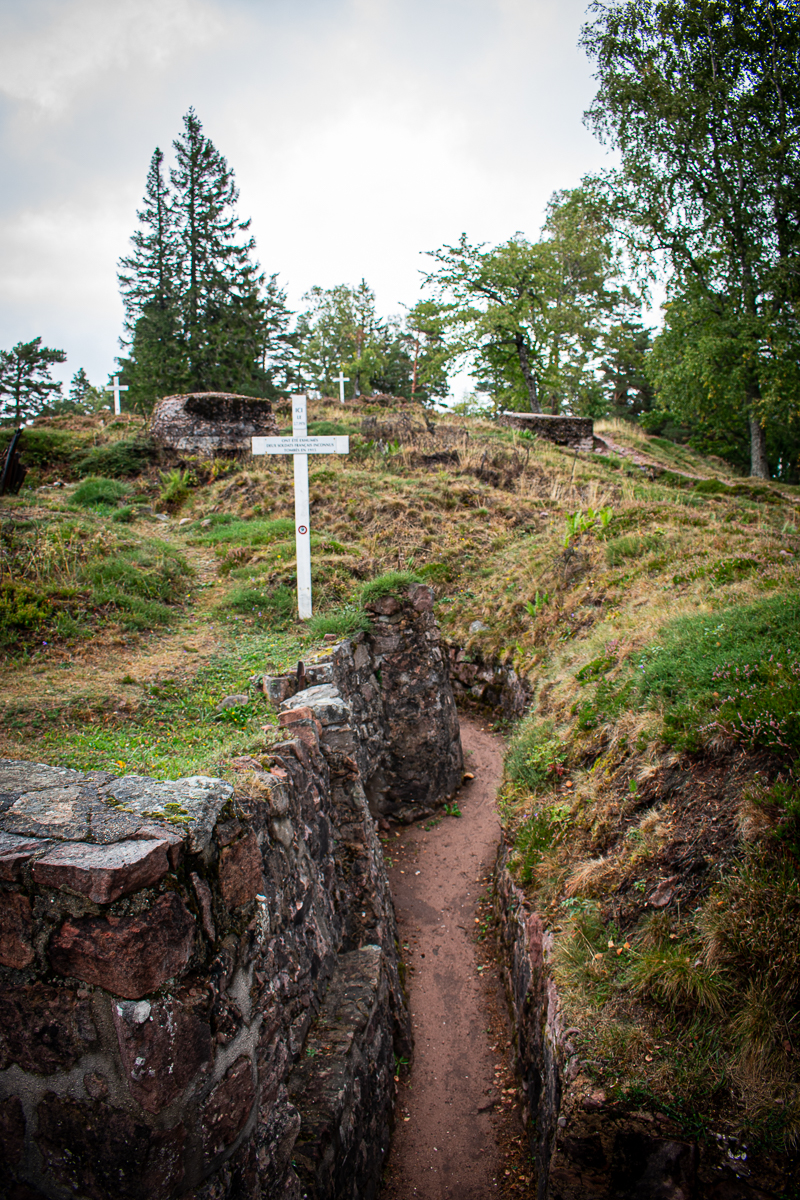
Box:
333 368 349 404
252 394 349 619
104 375 129 415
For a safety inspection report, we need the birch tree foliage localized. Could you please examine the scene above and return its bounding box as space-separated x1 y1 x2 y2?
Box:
423 187 637 415
581 0 800 477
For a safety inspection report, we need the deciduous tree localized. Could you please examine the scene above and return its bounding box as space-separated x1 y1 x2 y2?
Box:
582 0 800 477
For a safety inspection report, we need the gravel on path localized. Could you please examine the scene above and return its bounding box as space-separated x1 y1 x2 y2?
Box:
380 715 506 1200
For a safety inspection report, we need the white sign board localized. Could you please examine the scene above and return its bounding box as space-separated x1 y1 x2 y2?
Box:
251 395 349 620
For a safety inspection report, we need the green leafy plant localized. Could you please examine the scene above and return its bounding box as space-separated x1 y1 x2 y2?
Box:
159 467 191 510
306 606 371 639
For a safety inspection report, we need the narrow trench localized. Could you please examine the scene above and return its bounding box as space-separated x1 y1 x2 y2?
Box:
380 714 524 1200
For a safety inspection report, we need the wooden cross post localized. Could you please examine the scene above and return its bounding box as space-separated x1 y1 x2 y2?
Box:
104 375 129 415
333 368 349 404
252 394 349 619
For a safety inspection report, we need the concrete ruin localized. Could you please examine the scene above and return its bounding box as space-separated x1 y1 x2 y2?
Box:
149 393 279 456
0 585 462 1200
499 412 594 452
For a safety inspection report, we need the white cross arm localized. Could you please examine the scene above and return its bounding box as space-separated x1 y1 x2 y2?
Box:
252 435 349 455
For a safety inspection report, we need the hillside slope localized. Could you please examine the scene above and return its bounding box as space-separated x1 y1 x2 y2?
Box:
2 399 799 1188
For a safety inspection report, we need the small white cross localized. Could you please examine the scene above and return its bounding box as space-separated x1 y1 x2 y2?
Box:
252 394 349 619
104 375 129 415
332 368 349 405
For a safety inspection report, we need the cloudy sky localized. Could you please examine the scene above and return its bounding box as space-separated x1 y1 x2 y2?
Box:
0 0 613 396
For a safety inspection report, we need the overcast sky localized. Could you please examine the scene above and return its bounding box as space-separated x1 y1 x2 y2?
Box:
0 0 613 396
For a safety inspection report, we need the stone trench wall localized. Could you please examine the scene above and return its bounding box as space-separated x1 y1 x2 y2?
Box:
0 585 462 1200
494 846 787 1200
498 413 594 453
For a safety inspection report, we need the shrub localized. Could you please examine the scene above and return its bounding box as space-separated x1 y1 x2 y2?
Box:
0 582 51 632
0 427 91 469
159 468 191 510
75 438 154 478
71 476 131 509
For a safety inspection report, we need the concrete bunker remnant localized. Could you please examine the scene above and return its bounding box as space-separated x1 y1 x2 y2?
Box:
149 392 279 455
499 411 594 452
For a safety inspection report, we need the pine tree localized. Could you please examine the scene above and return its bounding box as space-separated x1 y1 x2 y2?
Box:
169 108 267 393
0 338 66 424
118 111 294 407
118 148 184 407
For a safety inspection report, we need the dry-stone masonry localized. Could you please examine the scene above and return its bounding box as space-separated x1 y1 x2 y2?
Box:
0 586 462 1200
149 393 279 456
259 584 464 824
499 412 593 452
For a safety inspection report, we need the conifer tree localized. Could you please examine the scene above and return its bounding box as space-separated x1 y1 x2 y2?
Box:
0 338 66 424
118 111 293 407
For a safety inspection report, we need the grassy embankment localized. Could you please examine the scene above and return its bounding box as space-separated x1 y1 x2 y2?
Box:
2 400 800 1164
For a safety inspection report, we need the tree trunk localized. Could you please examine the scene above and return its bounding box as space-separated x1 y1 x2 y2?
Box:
515 335 541 413
749 415 769 478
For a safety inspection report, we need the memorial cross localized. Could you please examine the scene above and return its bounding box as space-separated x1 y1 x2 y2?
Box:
333 368 349 404
104 375 129 415
252 394 349 619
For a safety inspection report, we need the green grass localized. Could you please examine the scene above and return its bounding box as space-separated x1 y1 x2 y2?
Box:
360 570 422 604
220 583 297 627
639 594 800 754
71 476 132 508
306 606 371 639
15 630 307 779
190 517 296 546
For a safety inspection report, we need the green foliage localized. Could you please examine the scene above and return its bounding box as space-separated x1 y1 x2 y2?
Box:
639 596 800 754
512 801 571 883
360 570 422 604
305 607 371 639
0 336 66 423
71 477 132 509
0 582 51 632
582 1 800 478
159 468 191 509
505 719 565 791
423 189 642 415
575 654 616 683
119 112 297 407
0 426 91 469
76 438 154 478
575 676 637 731
564 505 613 548
525 590 550 618
624 941 725 1015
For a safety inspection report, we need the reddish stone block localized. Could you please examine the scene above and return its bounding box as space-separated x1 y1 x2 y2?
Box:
33 838 170 904
201 1056 256 1159
192 871 216 942
36 1093 185 1200
0 833 49 881
219 831 263 910
0 982 98 1073
368 595 401 616
113 990 212 1114
49 892 195 999
130 822 185 868
408 583 434 612
0 1095 25 1167
0 892 34 969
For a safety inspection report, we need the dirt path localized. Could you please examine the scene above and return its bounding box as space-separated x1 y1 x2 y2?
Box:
380 715 506 1199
